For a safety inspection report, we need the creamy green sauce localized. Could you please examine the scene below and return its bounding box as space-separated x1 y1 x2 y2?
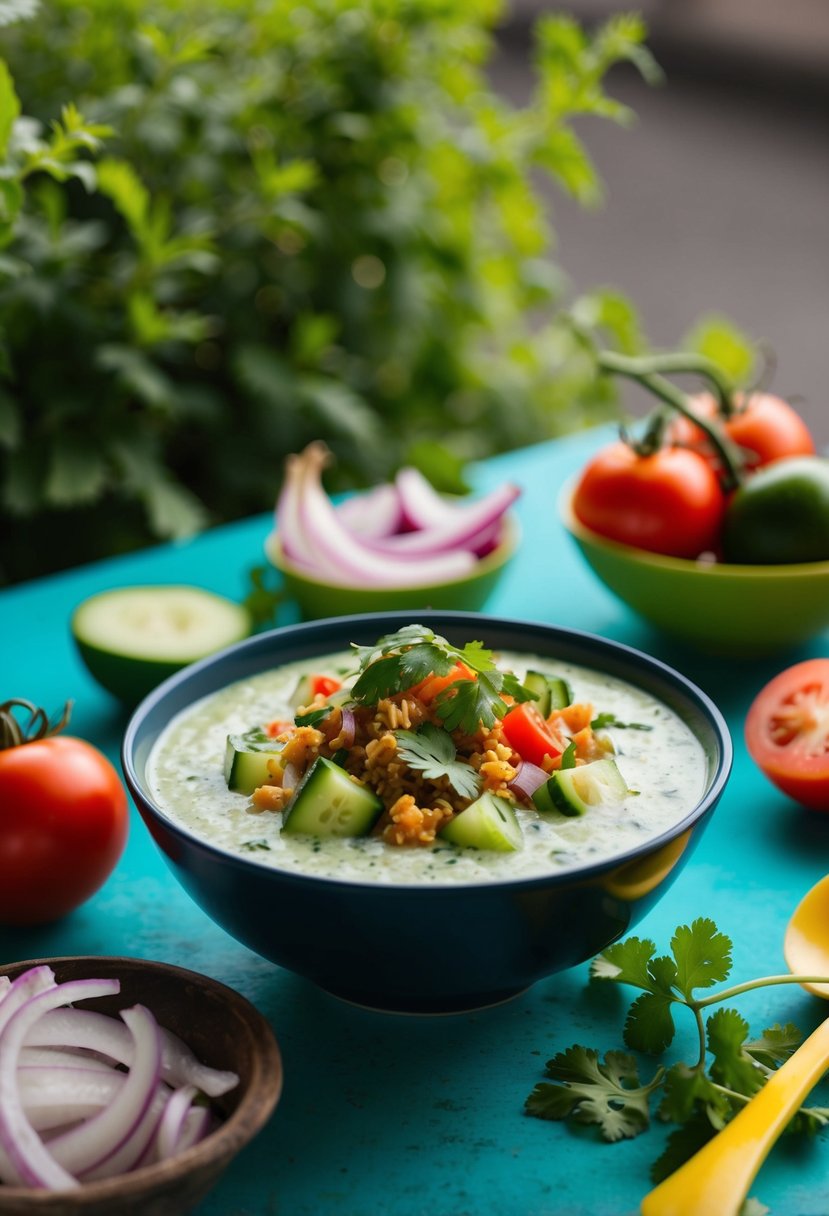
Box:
148 649 707 886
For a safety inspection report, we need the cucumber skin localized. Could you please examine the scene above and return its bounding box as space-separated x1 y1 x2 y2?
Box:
282 757 383 838
71 597 251 706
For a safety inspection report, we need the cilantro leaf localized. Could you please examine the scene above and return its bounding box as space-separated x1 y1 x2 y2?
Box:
527 1046 657 1142
395 723 482 800
624 990 677 1054
657 1062 726 1128
295 705 334 727
591 712 652 731
671 919 732 997
706 1007 765 1098
591 935 659 990
744 1023 803 1070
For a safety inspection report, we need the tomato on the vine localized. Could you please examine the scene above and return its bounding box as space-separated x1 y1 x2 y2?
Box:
572 440 727 559
668 391 815 471
0 700 129 925
745 660 829 811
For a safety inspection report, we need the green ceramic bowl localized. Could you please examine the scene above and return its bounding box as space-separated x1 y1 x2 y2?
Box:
560 487 829 655
264 516 519 620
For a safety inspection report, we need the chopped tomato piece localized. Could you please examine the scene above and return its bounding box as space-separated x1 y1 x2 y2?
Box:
311 675 342 698
550 702 594 735
410 662 474 704
502 703 565 767
265 719 293 737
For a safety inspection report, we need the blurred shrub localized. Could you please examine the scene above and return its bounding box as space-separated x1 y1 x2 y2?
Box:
0 0 657 583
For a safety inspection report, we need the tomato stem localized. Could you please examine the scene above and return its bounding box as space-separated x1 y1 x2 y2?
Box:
598 352 745 491
606 351 736 417
0 699 72 750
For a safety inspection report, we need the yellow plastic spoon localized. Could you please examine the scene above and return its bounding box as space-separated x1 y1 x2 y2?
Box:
640 875 829 1216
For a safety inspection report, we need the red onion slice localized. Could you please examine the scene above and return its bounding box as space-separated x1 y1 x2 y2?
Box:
0 977 119 1189
338 705 356 749
361 481 518 558
18 1067 125 1132
0 967 57 1037
48 1004 160 1177
508 760 549 801
27 1007 240 1097
335 483 403 539
174 1104 212 1154
395 466 453 529
155 1085 198 1161
292 442 477 587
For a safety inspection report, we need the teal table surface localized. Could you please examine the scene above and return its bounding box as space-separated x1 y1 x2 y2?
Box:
2 428 829 1216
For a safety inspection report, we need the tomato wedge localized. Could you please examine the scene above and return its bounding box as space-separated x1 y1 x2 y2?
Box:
311 674 342 699
745 659 829 811
502 703 565 767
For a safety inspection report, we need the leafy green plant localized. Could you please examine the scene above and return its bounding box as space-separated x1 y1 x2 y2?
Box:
526 918 829 1190
0 0 659 583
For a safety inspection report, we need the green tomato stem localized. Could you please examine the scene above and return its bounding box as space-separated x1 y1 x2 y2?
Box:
0 699 72 750
597 351 745 491
608 351 736 416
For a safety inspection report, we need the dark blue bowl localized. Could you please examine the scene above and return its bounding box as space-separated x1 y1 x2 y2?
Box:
122 612 732 1014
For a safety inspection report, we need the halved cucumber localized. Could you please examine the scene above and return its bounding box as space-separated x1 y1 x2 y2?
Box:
72 585 251 706
532 757 628 818
438 792 523 852
523 670 572 716
282 757 383 838
225 730 286 795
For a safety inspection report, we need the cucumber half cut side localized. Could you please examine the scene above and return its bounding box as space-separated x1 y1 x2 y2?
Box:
72 585 251 705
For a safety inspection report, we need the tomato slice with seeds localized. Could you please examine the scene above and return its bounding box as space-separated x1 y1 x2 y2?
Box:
745 660 829 811
502 703 565 767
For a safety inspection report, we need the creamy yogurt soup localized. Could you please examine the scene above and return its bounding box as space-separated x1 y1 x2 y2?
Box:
148 648 708 886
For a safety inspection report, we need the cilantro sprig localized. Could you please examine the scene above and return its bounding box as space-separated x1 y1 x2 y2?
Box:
395 723 482 801
350 625 534 734
526 918 829 1188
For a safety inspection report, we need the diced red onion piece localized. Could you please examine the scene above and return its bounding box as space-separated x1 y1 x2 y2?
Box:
338 706 356 748
294 442 477 587
508 760 549 801
361 481 519 558
26 1008 239 1098
0 977 119 1189
335 483 403 539
155 1085 198 1161
48 1004 160 1177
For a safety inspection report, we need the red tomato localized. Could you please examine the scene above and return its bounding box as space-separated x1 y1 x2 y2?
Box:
502 703 565 767
572 440 726 559
0 736 129 924
745 660 829 811
310 675 342 699
668 392 815 471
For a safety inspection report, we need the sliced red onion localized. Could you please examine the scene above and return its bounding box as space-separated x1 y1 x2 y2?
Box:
291 442 477 587
395 466 452 530
27 1007 239 1098
0 977 119 1189
508 760 550 801
338 705 356 748
361 481 519 558
0 967 57 1037
48 1005 160 1177
155 1085 198 1161
335 483 403 539
19 1046 115 1072
78 1083 170 1182
18 1067 124 1132
0 977 11 997
173 1104 212 1154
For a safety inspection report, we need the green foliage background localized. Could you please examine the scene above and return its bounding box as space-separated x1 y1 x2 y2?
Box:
0 0 658 584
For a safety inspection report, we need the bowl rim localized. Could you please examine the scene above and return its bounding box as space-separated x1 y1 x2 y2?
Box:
559 478 829 578
122 609 733 895
263 512 520 591
0 954 282 1206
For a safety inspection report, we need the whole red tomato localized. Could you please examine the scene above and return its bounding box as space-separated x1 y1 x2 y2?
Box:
0 706 129 924
668 391 815 471
572 440 727 559
745 660 829 812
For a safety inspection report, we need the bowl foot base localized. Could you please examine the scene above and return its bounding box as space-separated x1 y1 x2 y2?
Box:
318 982 531 1016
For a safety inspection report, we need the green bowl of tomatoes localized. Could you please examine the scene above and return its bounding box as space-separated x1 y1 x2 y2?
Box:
560 369 829 655
562 487 829 655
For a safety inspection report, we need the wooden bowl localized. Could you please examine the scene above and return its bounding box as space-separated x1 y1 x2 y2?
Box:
0 956 282 1215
